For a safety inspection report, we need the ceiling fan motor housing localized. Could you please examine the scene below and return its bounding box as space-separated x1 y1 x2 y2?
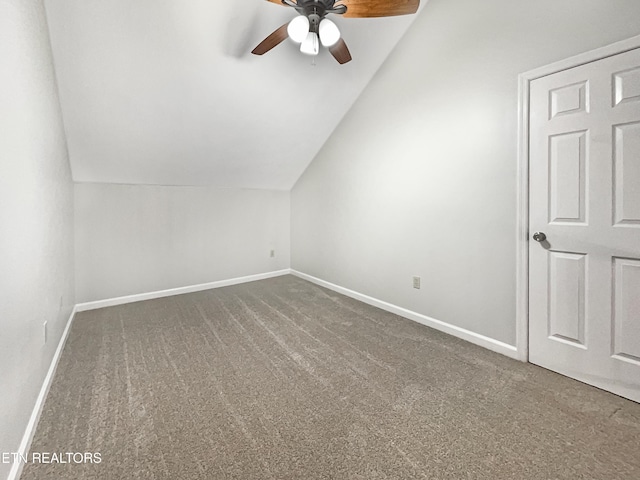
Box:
290 0 345 19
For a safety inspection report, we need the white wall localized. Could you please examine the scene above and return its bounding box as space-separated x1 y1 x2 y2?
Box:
0 1 74 478
291 0 640 346
75 184 290 303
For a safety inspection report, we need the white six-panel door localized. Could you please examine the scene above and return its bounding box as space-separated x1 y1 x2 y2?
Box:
529 47 640 402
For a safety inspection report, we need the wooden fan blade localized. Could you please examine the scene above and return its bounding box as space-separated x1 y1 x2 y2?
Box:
265 0 288 6
339 0 419 18
329 38 352 64
251 24 289 55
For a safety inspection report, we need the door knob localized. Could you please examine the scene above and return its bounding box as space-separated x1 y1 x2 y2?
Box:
533 232 547 242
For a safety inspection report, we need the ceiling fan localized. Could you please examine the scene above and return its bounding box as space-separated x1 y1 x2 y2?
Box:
251 0 420 64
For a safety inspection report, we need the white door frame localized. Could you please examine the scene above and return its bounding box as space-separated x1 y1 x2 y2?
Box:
515 34 640 362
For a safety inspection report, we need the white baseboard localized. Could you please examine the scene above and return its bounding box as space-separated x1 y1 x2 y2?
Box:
291 270 519 360
7 306 77 480
75 269 292 312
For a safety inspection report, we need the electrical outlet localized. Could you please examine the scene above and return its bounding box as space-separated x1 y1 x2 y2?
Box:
43 321 48 344
270 249 275 258
413 276 421 289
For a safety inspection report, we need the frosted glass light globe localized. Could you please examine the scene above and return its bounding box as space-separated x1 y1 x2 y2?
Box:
288 16 310 43
319 18 340 47
300 32 319 56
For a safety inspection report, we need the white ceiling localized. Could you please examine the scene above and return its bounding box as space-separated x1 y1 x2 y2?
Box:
44 0 424 190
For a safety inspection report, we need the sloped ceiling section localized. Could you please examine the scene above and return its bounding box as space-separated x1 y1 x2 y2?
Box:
44 0 424 190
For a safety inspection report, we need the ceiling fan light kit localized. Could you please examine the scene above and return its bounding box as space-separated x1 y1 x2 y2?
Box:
251 0 420 65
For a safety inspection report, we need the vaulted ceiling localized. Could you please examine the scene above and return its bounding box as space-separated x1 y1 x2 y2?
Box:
44 0 424 190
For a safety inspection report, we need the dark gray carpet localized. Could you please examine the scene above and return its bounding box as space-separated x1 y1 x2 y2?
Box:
22 275 640 479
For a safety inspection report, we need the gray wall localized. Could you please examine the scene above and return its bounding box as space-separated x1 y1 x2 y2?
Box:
75 184 290 303
291 0 640 346
0 0 75 478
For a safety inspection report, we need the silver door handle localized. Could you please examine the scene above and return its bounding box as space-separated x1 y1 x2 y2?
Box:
533 232 547 242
